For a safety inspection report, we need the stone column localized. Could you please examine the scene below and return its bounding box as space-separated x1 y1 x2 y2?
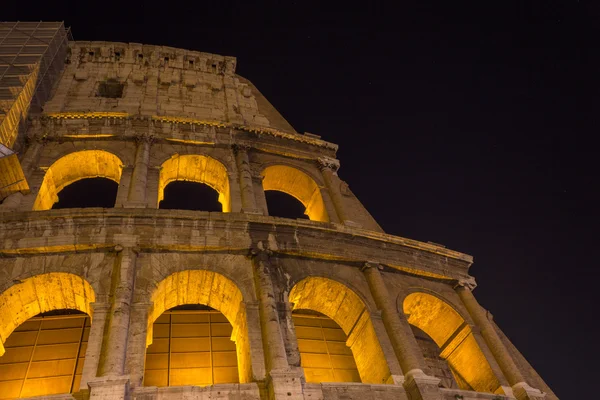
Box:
455 280 545 400
234 144 260 213
277 301 301 368
317 156 351 224
250 167 269 215
114 166 132 207
125 302 153 388
126 135 153 207
101 246 138 376
362 262 442 400
250 249 303 400
89 246 138 400
79 302 110 391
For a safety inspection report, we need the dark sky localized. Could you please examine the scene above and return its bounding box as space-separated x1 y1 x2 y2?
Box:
6 1 596 397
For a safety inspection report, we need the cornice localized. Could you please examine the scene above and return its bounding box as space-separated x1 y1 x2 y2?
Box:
0 209 473 282
41 113 338 151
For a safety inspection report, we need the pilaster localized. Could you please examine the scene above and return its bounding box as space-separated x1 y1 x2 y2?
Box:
234 144 261 214
100 245 138 376
317 156 352 225
80 302 111 391
250 249 303 400
362 262 442 399
455 280 545 400
125 134 153 208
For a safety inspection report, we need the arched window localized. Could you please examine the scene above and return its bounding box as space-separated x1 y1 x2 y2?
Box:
159 181 221 211
52 177 118 209
146 270 252 386
292 309 360 383
403 292 502 393
33 150 123 210
158 155 231 212
0 273 95 398
264 190 308 220
289 277 391 384
0 310 90 398
145 305 238 387
261 165 328 222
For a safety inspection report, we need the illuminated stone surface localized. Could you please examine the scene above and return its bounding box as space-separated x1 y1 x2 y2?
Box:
0 31 557 400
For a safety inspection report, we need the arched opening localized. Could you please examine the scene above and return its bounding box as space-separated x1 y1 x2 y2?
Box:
159 181 222 211
52 177 118 209
262 165 329 222
0 310 90 398
264 190 309 220
145 270 251 386
411 325 459 389
289 277 391 384
293 309 360 383
403 292 502 394
145 305 238 387
158 154 231 212
0 273 95 398
33 150 123 210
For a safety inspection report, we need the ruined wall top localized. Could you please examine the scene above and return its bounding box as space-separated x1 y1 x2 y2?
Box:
42 41 299 135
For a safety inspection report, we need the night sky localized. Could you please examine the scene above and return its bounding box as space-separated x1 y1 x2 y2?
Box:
6 2 596 397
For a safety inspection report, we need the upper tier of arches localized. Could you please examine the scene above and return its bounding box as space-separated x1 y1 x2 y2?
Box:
31 148 332 223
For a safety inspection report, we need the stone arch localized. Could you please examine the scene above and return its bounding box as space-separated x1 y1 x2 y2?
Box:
147 270 251 383
158 154 231 212
0 272 95 356
33 150 123 210
289 276 391 384
403 292 501 393
261 165 329 222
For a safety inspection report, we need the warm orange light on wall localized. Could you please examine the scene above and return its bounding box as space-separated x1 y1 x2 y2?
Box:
0 272 95 357
289 277 391 384
158 154 231 212
33 150 123 210
262 165 329 222
147 270 251 383
403 292 501 393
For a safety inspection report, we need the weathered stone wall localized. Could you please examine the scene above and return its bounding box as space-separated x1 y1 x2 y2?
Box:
0 40 557 400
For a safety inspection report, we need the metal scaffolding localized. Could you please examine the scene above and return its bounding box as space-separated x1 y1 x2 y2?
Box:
0 21 71 199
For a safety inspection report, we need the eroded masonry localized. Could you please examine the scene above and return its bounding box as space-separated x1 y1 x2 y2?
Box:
0 21 557 400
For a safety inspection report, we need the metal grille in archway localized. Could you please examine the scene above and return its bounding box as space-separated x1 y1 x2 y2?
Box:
0 313 89 399
293 312 360 383
144 310 239 387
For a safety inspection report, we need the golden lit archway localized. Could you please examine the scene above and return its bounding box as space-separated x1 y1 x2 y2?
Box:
0 272 95 357
262 165 328 222
158 154 231 212
289 277 391 384
147 270 250 384
33 150 123 210
403 292 501 393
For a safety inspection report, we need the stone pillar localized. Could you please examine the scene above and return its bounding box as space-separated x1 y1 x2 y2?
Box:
145 167 161 209
455 280 545 400
79 302 110 391
362 262 442 400
244 301 267 381
114 166 132 207
250 249 303 400
277 301 301 368
89 246 138 399
100 245 138 376
125 302 153 388
234 144 260 213
251 168 269 215
317 156 351 224
126 135 153 207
